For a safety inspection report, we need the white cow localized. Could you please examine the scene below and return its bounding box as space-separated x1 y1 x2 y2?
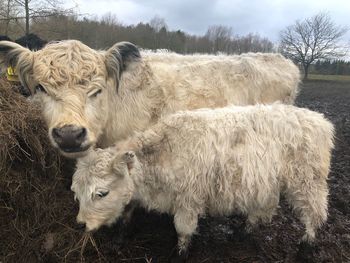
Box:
0 40 300 158
72 104 334 260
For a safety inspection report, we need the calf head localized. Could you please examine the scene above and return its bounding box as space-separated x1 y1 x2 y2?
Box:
0 40 140 158
71 148 139 232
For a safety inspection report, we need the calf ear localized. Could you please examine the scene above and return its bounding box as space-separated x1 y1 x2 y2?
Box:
110 151 136 177
104 41 141 92
0 41 34 92
122 151 136 171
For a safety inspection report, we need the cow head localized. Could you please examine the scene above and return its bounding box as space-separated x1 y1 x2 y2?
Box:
0 40 140 158
71 148 138 232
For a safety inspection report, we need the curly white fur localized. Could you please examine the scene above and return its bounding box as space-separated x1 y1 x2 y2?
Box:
72 104 334 255
0 40 300 157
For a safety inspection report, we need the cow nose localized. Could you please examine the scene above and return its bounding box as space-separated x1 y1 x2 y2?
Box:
52 125 87 152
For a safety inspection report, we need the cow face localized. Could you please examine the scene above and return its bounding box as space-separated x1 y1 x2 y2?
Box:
71 149 137 232
0 40 140 158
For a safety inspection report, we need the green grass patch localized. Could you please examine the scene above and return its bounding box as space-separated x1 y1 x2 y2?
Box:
308 74 350 82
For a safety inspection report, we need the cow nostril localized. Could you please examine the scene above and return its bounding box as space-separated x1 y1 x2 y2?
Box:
52 128 62 140
77 128 87 140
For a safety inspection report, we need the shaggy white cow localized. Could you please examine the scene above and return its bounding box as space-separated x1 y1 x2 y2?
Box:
71 104 334 260
0 40 300 158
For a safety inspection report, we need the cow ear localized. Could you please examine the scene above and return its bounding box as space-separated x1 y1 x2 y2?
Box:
0 41 27 67
0 41 34 92
104 42 141 92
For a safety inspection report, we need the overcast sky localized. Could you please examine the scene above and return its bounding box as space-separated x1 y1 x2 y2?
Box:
69 0 350 42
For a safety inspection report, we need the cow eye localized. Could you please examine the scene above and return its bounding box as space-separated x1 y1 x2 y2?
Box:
89 89 102 98
96 190 109 198
35 84 47 93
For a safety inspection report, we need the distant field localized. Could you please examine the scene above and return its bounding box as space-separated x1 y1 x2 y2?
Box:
308 74 350 82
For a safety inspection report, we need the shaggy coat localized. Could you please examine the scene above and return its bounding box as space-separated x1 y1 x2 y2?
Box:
0 40 300 157
72 104 334 257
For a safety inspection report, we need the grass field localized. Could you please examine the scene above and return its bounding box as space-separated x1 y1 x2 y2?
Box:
308 74 350 82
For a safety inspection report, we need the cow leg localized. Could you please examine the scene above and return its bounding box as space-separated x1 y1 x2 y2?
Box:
171 210 198 262
285 173 328 244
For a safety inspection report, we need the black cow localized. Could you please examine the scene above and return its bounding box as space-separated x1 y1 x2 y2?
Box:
0 35 12 42
15 33 47 50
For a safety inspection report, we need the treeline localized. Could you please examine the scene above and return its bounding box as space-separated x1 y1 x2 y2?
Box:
309 60 350 75
5 14 274 54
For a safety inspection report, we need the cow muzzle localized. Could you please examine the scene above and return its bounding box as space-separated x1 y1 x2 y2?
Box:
52 125 90 153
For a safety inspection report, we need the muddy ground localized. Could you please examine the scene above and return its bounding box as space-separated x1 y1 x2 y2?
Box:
1 79 350 263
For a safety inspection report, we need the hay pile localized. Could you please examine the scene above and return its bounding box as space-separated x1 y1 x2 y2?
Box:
0 79 53 174
0 79 94 262
0 79 147 262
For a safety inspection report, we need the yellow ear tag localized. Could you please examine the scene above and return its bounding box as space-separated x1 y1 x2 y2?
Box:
6 66 20 82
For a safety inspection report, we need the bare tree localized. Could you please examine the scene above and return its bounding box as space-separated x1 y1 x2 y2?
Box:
205 25 233 53
149 15 167 32
149 16 168 48
0 0 21 35
101 12 119 27
0 0 76 35
280 12 348 79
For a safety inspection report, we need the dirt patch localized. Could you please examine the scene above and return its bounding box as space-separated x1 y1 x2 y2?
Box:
0 79 349 262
